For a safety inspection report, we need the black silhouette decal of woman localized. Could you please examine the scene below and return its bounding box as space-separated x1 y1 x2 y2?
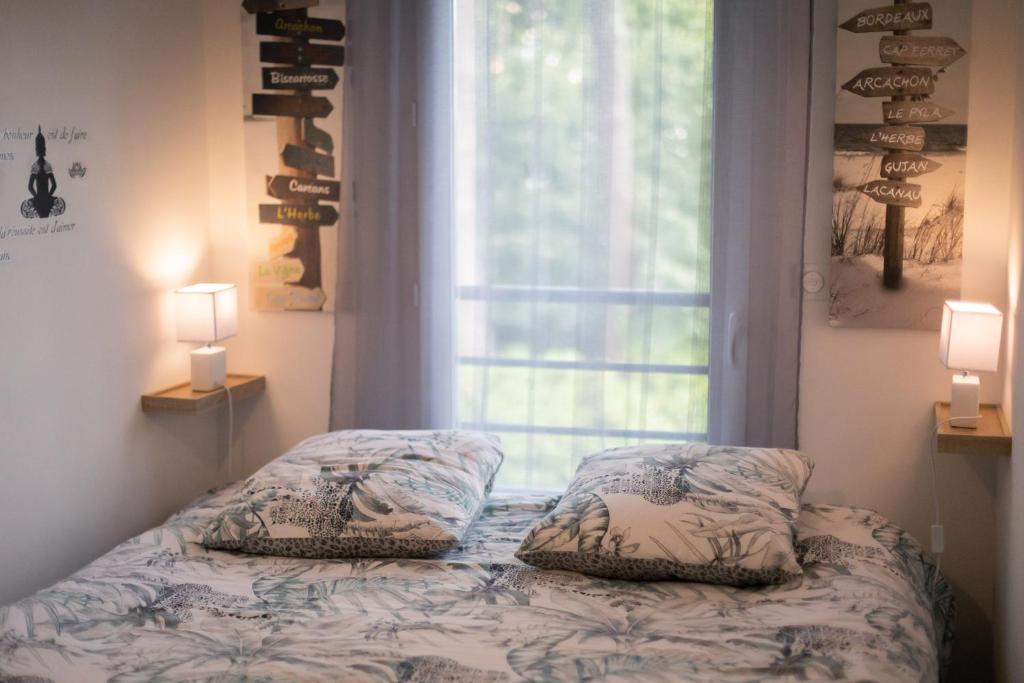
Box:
20 126 66 219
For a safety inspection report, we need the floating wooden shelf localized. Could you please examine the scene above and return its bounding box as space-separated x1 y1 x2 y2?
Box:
934 402 1011 457
142 374 266 415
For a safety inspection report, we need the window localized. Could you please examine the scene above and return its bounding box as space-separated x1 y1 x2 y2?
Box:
453 0 714 489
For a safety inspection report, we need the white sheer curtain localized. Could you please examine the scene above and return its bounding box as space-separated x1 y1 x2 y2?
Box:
453 0 714 489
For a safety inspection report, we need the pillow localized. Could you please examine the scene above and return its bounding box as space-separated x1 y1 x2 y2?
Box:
515 442 813 586
201 430 503 558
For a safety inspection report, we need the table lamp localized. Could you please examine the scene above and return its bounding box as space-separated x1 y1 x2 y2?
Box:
175 283 238 392
938 300 1002 428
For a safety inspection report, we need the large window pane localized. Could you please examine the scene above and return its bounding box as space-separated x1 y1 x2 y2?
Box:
454 0 713 489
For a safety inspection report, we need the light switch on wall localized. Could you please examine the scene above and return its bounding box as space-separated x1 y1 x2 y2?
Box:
802 264 827 301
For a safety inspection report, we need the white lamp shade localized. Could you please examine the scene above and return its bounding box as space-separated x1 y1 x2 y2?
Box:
174 283 238 343
938 300 1002 372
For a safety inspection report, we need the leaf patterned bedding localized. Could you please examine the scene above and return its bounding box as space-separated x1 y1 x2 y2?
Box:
0 487 953 682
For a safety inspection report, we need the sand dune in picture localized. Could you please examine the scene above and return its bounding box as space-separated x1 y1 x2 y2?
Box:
830 150 963 329
831 255 960 328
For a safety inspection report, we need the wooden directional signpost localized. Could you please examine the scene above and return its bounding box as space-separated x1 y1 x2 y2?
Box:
252 93 333 118
244 1 344 312
864 125 926 151
262 67 339 90
839 1 963 290
857 180 923 208
841 66 934 97
302 118 333 153
259 203 338 227
243 0 318 12
260 42 344 66
281 143 335 176
839 2 932 33
256 11 345 41
266 174 340 202
882 101 954 123
880 152 941 178
879 36 965 66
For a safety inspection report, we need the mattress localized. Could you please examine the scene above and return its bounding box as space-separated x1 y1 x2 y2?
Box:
0 487 953 682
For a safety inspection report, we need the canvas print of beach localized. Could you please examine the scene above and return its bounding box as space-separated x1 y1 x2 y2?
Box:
831 1 970 329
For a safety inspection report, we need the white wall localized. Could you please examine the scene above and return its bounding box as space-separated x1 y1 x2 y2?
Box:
0 0 339 606
995 2 1024 678
800 1 1018 679
0 1 221 605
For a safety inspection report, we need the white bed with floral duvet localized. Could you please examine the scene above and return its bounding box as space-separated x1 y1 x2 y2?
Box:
1 485 952 682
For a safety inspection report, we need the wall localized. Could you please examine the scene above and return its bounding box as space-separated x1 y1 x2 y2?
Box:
995 1 1024 678
800 1 1018 679
0 0 339 606
0 1 221 605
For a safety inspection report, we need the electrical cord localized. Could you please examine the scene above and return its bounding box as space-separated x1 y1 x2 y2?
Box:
929 413 982 571
222 383 235 480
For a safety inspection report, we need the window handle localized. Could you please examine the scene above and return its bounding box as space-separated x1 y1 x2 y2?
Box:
728 311 742 368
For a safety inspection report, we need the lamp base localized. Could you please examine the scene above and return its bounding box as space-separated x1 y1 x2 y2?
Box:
950 374 980 428
190 346 226 392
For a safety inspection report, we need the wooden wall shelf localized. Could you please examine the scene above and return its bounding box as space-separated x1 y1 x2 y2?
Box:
142 374 266 414
934 402 1011 457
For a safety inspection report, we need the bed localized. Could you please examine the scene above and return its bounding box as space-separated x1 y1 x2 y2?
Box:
0 485 952 682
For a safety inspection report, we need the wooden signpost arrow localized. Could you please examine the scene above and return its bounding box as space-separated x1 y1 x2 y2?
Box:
267 175 340 202
260 41 344 66
257 11 345 41
281 143 335 176
254 285 327 311
252 93 333 118
880 152 942 178
882 101 955 123
302 118 333 153
260 203 339 227
879 35 965 67
858 180 923 208
864 124 926 151
253 257 305 285
840 2 932 33
841 66 934 97
243 0 319 14
262 67 338 90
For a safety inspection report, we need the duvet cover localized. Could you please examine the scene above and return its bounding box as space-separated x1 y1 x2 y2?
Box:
0 487 953 682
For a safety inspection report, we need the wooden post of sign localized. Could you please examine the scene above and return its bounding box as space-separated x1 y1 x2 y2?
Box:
274 15 322 291
883 0 909 289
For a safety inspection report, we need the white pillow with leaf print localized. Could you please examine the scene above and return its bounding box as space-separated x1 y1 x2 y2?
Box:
515 442 813 586
202 430 503 558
